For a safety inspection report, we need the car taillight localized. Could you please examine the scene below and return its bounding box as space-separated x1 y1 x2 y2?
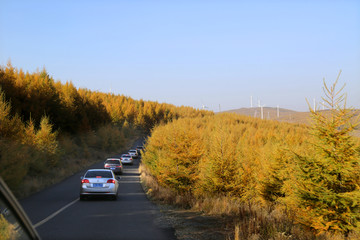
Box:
116 165 121 168
105 164 109 167
107 179 116 184
81 179 89 184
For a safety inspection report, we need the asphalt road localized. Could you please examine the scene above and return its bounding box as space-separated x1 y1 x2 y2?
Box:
20 139 176 240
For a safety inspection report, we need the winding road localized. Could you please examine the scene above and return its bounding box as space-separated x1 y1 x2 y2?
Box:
20 140 176 240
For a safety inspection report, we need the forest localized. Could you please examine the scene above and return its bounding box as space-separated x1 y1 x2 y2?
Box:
141 80 360 239
0 62 211 196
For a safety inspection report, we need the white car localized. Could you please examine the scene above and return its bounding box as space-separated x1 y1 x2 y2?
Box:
128 149 138 159
120 154 133 165
80 169 120 200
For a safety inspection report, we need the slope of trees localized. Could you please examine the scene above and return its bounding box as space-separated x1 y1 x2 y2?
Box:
0 62 211 134
143 113 309 200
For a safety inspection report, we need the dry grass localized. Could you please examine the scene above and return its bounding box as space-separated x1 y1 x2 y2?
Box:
192 197 243 215
198 199 360 240
0 215 17 240
140 164 177 203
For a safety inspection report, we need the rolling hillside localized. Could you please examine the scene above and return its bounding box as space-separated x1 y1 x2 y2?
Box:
224 107 360 137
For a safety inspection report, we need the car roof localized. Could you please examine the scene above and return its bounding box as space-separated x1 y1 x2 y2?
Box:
106 158 121 160
87 169 113 172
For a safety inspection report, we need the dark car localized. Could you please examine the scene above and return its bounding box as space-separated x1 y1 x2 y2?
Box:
104 158 123 175
136 146 144 155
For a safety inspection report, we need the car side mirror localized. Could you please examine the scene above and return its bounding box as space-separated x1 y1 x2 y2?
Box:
116 176 121 181
80 176 83 180
0 177 40 239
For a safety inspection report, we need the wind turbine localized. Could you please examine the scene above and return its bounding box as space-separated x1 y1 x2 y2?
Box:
201 104 208 110
260 104 265 120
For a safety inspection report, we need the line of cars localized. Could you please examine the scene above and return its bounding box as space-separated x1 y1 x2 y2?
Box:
79 145 144 201
103 146 142 174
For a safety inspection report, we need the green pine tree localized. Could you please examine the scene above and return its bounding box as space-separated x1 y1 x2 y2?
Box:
295 71 360 235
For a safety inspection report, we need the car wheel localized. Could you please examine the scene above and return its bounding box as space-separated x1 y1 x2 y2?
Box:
112 195 117 201
80 195 86 201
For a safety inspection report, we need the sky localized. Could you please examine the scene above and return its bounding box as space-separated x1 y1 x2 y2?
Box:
0 0 359 112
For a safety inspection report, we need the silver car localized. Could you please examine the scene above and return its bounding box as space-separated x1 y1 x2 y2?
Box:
128 149 138 159
120 154 133 165
80 169 119 200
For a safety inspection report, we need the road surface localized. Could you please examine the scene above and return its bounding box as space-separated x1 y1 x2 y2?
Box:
20 139 176 240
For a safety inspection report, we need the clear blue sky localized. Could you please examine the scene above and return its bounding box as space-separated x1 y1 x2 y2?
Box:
1 0 359 112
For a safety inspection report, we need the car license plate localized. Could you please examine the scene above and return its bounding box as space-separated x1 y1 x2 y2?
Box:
93 183 103 187
110 167 115 170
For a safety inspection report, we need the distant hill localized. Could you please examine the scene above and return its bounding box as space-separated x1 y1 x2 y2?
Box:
224 107 307 123
223 107 360 137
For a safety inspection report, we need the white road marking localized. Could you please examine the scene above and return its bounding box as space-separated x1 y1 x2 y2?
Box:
34 198 79 228
119 181 140 183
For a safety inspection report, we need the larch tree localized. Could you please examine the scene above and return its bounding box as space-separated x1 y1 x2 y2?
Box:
35 116 59 166
294 72 360 235
0 87 23 140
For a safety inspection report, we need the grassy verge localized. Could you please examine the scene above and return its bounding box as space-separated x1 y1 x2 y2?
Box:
0 215 17 240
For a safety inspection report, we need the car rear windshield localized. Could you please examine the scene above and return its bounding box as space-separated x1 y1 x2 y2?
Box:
129 150 136 153
122 155 130 157
85 171 113 178
105 160 120 164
